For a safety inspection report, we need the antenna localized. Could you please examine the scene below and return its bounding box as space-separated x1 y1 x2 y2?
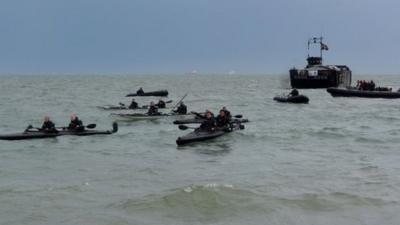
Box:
307 36 324 60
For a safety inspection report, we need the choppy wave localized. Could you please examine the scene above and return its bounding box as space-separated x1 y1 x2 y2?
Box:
111 184 394 224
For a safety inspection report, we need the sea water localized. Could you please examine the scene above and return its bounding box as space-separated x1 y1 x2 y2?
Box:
0 74 400 225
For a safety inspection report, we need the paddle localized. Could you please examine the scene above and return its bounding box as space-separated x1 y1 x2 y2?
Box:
178 125 197 130
119 102 126 106
170 93 188 113
24 124 36 132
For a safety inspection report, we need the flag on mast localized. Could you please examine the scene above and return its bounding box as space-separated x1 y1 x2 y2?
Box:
320 42 329 51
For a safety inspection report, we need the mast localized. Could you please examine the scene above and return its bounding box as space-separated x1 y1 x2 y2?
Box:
307 36 324 65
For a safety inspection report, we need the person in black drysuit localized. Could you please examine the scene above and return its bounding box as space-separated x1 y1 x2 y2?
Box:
41 116 58 133
199 111 216 131
289 89 299 97
136 87 144 95
216 110 231 128
221 106 232 120
147 102 159 115
128 99 138 109
68 114 84 131
174 102 187 114
156 99 166 108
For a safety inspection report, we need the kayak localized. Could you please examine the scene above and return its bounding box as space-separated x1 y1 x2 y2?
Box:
126 90 168 97
58 122 118 136
97 104 172 111
111 113 193 121
176 122 245 146
0 123 118 141
273 95 309 103
173 118 249 125
327 87 400 98
97 105 148 110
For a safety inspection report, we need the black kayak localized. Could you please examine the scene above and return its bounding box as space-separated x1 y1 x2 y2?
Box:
273 95 309 104
126 90 168 97
327 87 400 98
176 123 244 146
0 123 118 141
97 105 148 110
173 118 249 125
0 132 59 140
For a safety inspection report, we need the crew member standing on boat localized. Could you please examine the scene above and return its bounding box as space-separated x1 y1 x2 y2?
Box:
136 87 144 95
289 89 299 97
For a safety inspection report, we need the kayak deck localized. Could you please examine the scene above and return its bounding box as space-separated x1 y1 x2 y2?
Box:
176 123 244 146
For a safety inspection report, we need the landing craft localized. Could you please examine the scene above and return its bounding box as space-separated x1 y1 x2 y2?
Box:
289 37 352 89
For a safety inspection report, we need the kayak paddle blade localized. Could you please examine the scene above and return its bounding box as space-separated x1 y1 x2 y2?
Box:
86 124 96 129
234 114 243 118
112 122 118 133
178 125 189 130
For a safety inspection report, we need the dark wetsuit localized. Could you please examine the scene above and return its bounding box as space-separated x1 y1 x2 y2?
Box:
68 118 84 131
136 88 144 95
147 105 159 115
216 115 230 127
223 110 232 120
41 121 57 133
200 117 216 131
156 100 166 109
174 104 187 114
290 89 299 96
129 101 138 109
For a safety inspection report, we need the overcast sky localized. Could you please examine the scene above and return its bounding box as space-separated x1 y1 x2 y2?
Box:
0 0 399 74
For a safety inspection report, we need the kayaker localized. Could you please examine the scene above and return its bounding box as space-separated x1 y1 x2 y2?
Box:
216 110 230 127
156 99 166 108
41 116 57 133
174 102 187 114
136 87 144 95
128 99 139 109
221 106 232 120
68 114 84 131
147 102 159 115
199 111 216 131
289 89 299 97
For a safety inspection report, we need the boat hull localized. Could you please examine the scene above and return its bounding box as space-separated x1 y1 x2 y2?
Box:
273 95 309 104
290 68 352 89
112 113 193 121
126 90 168 97
327 88 400 98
